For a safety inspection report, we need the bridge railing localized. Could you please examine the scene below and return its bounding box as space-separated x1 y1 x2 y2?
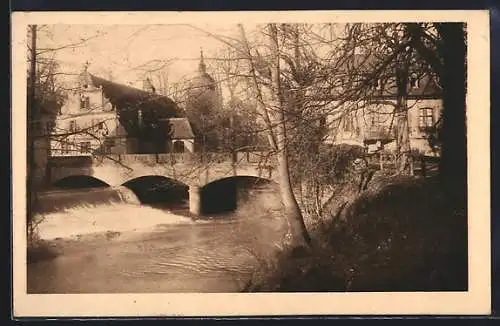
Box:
113 153 196 165
85 151 277 166
235 151 276 165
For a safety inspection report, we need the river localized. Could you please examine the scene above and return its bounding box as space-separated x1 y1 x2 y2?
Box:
28 185 288 293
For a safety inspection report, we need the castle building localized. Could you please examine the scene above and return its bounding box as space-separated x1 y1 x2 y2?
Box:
48 62 194 158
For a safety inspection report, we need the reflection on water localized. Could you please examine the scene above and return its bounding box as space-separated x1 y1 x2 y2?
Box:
28 186 287 293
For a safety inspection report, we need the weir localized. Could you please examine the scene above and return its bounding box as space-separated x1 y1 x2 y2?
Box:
35 186 141 215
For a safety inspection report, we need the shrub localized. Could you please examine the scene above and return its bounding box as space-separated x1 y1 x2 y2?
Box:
244 176 468 292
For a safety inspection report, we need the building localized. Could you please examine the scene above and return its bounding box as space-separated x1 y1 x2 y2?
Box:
48 62 195 158
325 54 442 157
162 117 195 153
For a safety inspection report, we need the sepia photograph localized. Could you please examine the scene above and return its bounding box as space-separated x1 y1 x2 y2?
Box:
11 10 490 316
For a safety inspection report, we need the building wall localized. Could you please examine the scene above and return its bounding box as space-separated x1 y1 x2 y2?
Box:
60 86 113 116
52 74 193 157
407 98 442 148
329 97 442 155
50 110 126 157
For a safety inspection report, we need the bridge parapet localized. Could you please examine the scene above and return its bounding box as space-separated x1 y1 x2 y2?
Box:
88 151 277 167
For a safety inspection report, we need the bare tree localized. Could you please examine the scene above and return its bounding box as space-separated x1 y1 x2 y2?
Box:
235 24 313 246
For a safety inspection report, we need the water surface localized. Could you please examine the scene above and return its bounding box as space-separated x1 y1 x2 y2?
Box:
28 186 287 293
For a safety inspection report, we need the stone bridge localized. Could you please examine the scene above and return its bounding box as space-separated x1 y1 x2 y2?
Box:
48 151 278 215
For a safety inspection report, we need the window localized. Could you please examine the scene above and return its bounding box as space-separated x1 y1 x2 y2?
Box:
69 120 77 132
319 116 326 128
418 108 434 131
370 112 385 126
80 94 90 110
173 141 185 153
409 73 420 89
342 114 355 132
137 110 143 126
79 141 91 154
61 142 70 155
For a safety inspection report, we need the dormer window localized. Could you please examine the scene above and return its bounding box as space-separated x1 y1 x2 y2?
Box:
80 94 90 110
137 110 143 126
409 73 420 89
69 120 77 133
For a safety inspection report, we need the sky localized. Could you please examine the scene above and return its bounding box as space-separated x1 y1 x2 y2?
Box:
36 24 259 90
34 23 348 107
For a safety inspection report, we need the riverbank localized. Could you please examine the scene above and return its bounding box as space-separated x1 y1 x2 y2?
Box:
244 175 468 292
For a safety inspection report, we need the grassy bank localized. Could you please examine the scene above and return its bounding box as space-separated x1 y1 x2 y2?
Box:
244 175 468 292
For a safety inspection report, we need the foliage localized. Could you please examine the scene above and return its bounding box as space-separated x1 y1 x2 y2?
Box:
27 57 66 134
291 144 366 186
244 176 468 292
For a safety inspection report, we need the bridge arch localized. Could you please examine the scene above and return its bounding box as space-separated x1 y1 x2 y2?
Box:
52 175 111 189
200 175 280 215
121 175 189 208
202 175 276 187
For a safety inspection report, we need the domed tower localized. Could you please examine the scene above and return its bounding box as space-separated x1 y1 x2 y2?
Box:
78 60 94 90
185 49 223 150
187 49 219 101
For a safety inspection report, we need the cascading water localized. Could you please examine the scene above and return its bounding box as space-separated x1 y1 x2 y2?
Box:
35 186 136 214
115 186 142 205
33 186 193 241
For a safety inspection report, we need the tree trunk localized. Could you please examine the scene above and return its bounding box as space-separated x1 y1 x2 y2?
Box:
237 23 311 246
266 24 311 246
438 23 467 205
408 23 467 203
395 65 413 175
395 101 413 175
276 148 312 245
27 25 38 228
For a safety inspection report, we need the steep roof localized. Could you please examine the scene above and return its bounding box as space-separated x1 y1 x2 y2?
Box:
350 53 442 98
161 117 195 139
89 74 184 118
